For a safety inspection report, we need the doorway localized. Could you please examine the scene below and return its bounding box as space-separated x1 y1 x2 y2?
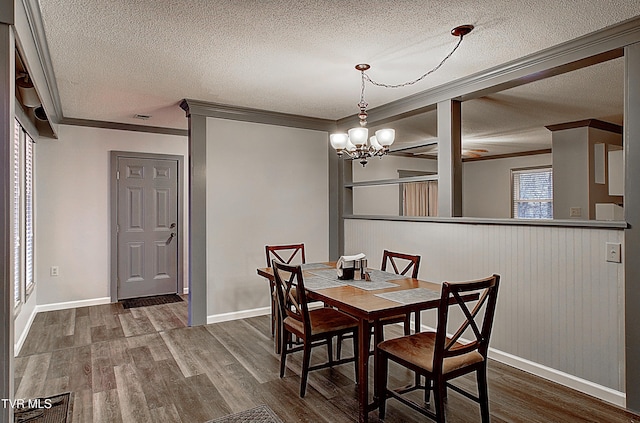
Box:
110 151 184 301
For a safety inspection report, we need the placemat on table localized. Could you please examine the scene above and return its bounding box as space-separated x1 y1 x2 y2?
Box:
303 275 346 291
342 279 399 291
375 287 441 304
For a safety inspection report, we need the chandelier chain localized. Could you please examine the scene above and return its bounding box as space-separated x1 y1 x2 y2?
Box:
362 35 465 89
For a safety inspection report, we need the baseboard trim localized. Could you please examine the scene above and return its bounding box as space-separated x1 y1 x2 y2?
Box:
35 297 112 313
488 348 626 408
14 307 39 356
415 322 625 407
207 306 270 325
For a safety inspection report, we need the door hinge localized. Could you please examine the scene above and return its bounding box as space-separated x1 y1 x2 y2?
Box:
116 170 120 179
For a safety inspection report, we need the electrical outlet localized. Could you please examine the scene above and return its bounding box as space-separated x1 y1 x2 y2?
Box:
50 266 59 276
606 243 621 263
570 207 582 218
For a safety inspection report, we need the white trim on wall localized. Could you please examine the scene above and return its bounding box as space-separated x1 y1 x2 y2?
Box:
207 307 270 325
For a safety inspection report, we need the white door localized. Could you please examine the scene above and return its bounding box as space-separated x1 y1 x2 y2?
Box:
117 157 178 299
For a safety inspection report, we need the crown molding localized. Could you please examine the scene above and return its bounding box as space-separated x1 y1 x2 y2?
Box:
545 119 623 134
180 99 336 132
60 117 188 137
21 0 63 125
339 15 640 128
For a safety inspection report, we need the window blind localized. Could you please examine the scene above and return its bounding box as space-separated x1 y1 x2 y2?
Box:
25 134 34 291
13 119 21 306
512 168 553 219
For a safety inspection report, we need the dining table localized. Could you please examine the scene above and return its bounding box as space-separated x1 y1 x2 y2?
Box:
256 261 449 423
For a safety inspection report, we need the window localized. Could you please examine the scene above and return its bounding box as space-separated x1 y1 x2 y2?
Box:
13 118 36 311
512 167 553 219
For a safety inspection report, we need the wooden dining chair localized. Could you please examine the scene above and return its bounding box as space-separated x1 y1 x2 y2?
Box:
379 249 421 335
376 274 500 423
265 244 306 336
336 250 421 359
272 260 359 397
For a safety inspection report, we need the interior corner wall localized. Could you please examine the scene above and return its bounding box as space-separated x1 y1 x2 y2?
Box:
463 154 552 218
205 117 329 315
35 124 188 306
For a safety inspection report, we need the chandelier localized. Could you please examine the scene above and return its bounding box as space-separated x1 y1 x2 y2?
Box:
330 25 474 167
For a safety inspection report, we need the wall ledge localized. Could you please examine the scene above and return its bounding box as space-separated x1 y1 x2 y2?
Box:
344 215 627 229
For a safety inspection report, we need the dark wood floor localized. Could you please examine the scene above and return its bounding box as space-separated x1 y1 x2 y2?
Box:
15 298 640 422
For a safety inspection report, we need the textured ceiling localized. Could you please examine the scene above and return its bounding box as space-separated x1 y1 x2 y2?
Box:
36 0 640 154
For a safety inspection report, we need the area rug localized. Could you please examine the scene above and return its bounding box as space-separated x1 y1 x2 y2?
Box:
14 392 72 423
120 294 183 309
206 405 284 423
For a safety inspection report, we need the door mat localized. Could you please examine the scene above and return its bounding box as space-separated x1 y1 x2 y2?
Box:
120 294 183 309
14 392 72 423
206 405 284 423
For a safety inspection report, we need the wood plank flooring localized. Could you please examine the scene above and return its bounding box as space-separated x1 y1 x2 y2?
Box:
15 299 640 422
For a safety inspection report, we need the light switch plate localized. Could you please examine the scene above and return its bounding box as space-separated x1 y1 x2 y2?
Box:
606 243 621 263
570 207 582 218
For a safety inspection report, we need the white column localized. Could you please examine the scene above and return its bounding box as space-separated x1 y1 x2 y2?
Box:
437 99 462 217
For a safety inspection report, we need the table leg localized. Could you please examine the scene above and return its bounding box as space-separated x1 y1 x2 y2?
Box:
358 318 370 423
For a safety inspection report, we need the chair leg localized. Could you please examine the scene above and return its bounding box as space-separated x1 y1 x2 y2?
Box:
477 365 490 423
327 336 334 365
270 298 276 336
433 377 446 423
336 333 344 359
300 342 312 397
353 330 359 382
279 330 289 378
403 313 411 336
376 349 388 419
423 378 432 404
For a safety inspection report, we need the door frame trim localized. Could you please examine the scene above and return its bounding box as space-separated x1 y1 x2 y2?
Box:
109 151 185 303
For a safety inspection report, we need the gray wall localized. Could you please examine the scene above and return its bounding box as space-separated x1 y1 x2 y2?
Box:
34 125 188 306
204 117 329 316
463 154 552 218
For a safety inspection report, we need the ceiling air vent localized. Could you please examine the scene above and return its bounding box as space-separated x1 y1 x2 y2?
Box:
133 114 152 120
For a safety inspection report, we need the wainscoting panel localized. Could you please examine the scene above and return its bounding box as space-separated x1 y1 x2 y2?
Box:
345 219 624 392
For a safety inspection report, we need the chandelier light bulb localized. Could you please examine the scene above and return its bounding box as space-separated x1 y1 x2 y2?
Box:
330 133 349 150
369 136 383 151
348 127 369 147
375 129 395 146
345 138 357 152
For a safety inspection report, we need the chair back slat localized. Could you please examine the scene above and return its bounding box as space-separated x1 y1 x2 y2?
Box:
266 244 306 267
381 250 421 278
434 274 500 366
272 260 311 335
